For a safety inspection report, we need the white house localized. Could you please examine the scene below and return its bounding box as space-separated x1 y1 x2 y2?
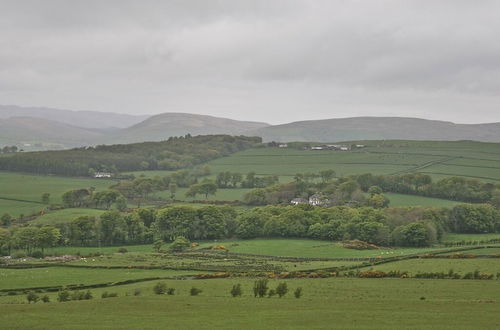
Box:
308 194 330 206
94 172 112 178
290 197 308 205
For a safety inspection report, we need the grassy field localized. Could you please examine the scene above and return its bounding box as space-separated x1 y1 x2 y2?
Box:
0 277 498 329
205 141 500 182
0 267 197 291
385 193 461 207
442 233 500 242
361 258 500 274
0 172 115 217
29 208 106 226
194 239 455 258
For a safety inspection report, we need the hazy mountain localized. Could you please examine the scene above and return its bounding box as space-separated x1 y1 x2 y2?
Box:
0 105 149 129
106 112 270 144
247 117 500 142
0 117 104 147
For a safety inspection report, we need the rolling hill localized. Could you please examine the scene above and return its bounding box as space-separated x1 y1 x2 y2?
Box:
0 105 149 129
247 117 500 142
106 112 270 144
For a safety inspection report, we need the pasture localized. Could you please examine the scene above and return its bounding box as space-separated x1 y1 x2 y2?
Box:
0 277 498 329
361 258 500 274
0 172 115 217
29 208 106 226
206 140 500 182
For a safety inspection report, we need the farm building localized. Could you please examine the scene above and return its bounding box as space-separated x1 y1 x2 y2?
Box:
94 172 112 178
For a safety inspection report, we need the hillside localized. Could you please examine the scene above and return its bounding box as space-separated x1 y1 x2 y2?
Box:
105 113 270 144
248 117 500 142
0 105 149 129
0 117 104 148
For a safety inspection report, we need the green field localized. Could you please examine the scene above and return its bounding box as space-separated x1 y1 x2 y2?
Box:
442 233 500 242
194 239 455 258
29 208 107 226
362 258 500 274
385 193 461 207
0 267 196 291
0 172 115 217
0 278 498 329
206 141 500 182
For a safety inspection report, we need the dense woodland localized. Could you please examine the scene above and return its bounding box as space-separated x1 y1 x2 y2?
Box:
0 135 261 176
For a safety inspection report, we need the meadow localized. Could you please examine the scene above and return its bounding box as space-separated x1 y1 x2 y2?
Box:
360 258 500 274
0 172 115 217
29 208 106 226
0 277 498 329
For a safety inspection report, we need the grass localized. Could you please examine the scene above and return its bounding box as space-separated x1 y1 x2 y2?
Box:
0 278 498 329
361 258 500 275
0 267 198 291
29 208 106 226
0 171 115 217
385 193 461 207
194 239 453 258
442 233 500 242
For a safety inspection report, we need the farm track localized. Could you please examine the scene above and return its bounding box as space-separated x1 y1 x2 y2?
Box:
391 156 459 175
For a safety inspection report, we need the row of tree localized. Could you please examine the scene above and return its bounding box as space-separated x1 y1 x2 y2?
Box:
0 135 261 176
2 203 497 255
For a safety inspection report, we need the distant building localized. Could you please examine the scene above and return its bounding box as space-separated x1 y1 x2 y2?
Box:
308 193 330 206
94 172 112 178
290 198 308 205
278 143 288 148
311 146 324 150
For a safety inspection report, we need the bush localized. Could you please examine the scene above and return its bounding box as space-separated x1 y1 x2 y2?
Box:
276 282 288 298
70 290 85 300
169 236 191 252
190 287 202 296
117 247 128 253
41 295 50 303
30 251 44 259
26 291 39 304
253 279 269 298
11 252 27 259
267 289 276 298
153 282 167 295
133 289 142 296
230 284 242 297
294 287 303 299
167 288 175 295
84 290 93 300
101 292 118 298
58 290 70 302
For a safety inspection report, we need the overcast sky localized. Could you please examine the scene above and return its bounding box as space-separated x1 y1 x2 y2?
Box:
1 0 499 124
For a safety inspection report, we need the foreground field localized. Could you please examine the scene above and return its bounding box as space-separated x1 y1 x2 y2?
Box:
0 278 498 329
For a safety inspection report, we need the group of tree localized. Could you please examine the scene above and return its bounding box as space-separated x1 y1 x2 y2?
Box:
0 226 60 255
350 173 500 205
0 135 261 176
62 188 126 210
1 145 18 153
215 171 278 189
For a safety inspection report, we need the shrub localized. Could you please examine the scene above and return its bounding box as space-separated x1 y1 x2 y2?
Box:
276 282 288 298
133 289 142 296
253 279 269 298
153 282 167 295
26 291 39 304
117 247 128 253
11 252 27 259
58 290 70 302
84 290 93 300
294 287 303 298
167 288 176 295
41 295 50 303
102 292 118 298
30 251 44 259
190 287 202 296
230 284 242 297
169 236 191 252
70 290 85 300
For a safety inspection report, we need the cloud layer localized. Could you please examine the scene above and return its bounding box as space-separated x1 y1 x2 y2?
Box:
1 0 499 123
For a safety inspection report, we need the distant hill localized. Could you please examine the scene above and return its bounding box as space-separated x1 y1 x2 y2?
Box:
107 113 270 144
0 117 104 147
247 117 500 142
0 105 149 129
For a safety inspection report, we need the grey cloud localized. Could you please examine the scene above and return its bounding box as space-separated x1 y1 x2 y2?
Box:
0 0 499 124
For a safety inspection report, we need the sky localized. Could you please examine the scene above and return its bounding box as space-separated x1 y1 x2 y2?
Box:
1 0 499 124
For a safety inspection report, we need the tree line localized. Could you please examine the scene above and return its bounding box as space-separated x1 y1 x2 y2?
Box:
0 135 261 176
1 203 497 256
